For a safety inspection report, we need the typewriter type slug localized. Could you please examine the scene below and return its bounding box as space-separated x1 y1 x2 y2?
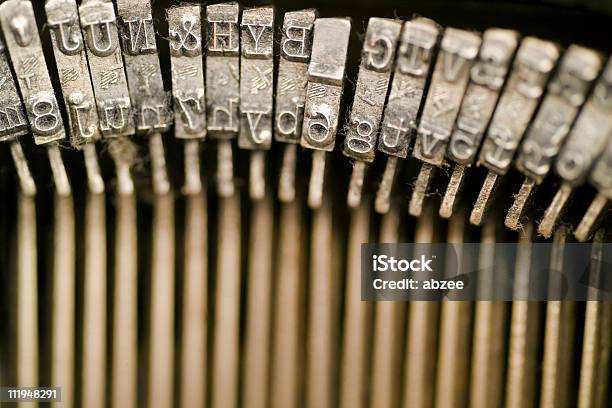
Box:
0 1 610 407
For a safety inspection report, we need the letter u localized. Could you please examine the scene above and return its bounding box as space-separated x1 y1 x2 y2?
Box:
85 21 116 57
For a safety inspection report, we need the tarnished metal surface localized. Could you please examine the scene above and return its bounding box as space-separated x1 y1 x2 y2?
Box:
0 3 610 408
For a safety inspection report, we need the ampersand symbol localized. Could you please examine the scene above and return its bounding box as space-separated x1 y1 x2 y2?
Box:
170 16 200 56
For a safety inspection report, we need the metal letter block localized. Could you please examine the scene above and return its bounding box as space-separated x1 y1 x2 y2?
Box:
79 0 134 137
343 17 402 162
0 0 65 145
167 5 206 140
300 17 351 152
116 0 171 134
239 6 275 150
0 37 28 143
206 2 240 140
555 57 612 187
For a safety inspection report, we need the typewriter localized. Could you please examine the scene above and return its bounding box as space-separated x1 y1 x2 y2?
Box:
0 0 610 407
